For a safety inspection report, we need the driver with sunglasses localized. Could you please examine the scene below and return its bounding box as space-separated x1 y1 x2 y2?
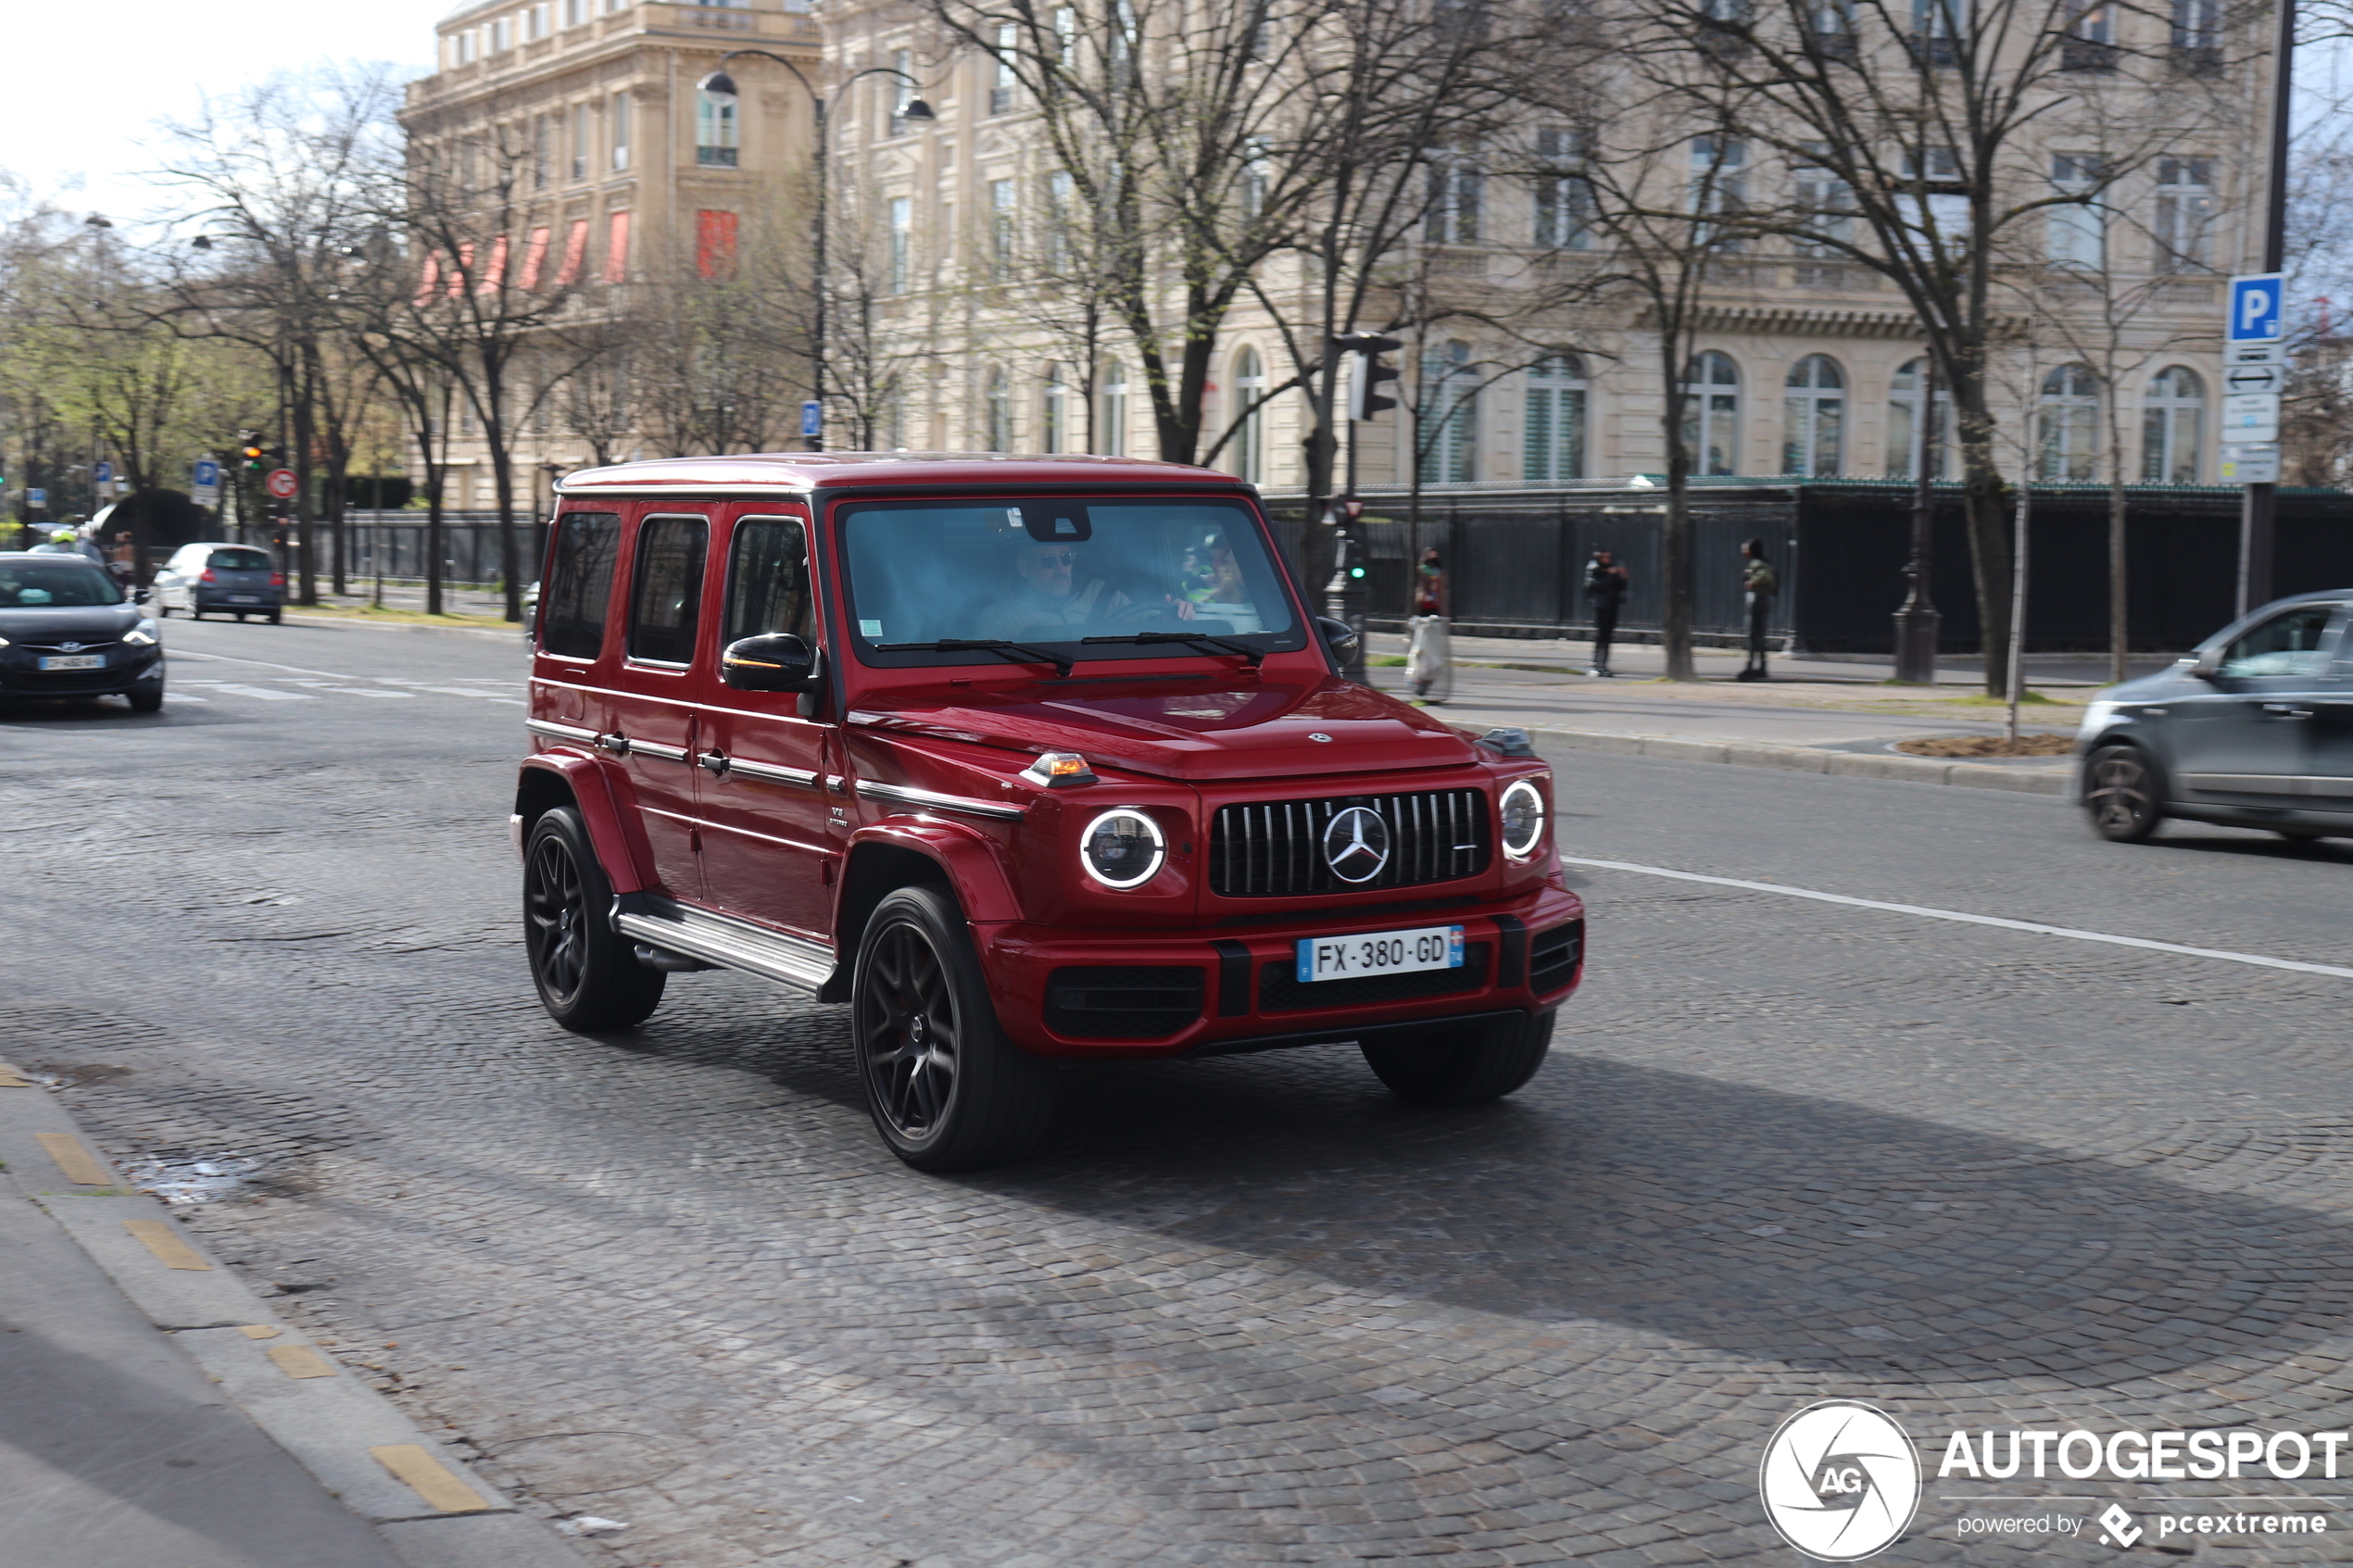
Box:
979 537 1195 640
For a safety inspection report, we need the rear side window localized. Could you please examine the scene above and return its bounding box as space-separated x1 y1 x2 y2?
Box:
208 548 271 571
724 516 814 645
628 515 709 664
541 510 621 659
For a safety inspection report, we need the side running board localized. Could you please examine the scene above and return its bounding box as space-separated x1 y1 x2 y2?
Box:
610 893 838 996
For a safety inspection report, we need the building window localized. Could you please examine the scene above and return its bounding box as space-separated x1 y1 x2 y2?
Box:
1041 366 1070 454
2060 0 2117 69
534 115 552 188
2154 157 2215 270
1781 356 1844 475
1533 129 1592 249
571 104 589 182
992 24 1018 114
1229 346 1265 483
1522 355 1586 482
1100 360 1126 456
2171 0 2221 69
610 94 631 170
887 195 912 293
1910 0 1962 63
1420 340 1478 483
1792 148 1854 283
698 91 738 168
528 3 550 41
2142 366 2205 483
1044 169 1074 271
1428 157 1481 245
985 367 1012 450
564 0 587 24
1688 136 1745 248
888 49 916 135
1681 351 1741 476
697 209 737 279
2038 363 2100 481
492 16 514 50
988 178 1016 277
1887 358 1952 477
2047 154 2104 268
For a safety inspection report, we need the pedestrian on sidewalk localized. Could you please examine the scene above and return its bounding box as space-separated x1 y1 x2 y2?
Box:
1407 548 1453 701
1737 538 1777 681
1584 548 1628 676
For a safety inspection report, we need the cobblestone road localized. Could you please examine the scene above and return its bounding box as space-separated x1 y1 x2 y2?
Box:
8 617 2353 1565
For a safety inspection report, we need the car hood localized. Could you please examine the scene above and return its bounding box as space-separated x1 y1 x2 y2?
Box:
850 675 1484 782
0 602 140 643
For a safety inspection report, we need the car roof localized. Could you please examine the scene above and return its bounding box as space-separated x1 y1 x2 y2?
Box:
557 451 1253 496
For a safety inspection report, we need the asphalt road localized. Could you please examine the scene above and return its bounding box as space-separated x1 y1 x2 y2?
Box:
8 618 2353 1566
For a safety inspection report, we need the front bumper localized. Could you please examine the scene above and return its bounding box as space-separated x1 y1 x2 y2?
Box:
0 647 163 698
980 885 1587 1059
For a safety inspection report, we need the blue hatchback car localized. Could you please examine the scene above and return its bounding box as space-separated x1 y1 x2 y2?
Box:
2078 590 2353 843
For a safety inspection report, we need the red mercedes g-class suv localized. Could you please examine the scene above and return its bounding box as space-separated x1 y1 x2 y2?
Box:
516 454 1584 1169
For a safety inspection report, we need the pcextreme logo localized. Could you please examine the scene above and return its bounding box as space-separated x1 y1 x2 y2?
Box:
1759 1401 1923 1562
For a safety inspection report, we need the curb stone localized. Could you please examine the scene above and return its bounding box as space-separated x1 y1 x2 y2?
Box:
276 613 523 643
0 1064 593 1568
1525 724 2073 797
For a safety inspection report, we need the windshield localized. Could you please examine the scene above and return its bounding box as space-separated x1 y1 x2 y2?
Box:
839 496 1301 671
0 561 123 608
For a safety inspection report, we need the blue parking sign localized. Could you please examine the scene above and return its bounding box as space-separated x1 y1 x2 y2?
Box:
799 399 823 438
193 458 220 488
2229 273 2284 342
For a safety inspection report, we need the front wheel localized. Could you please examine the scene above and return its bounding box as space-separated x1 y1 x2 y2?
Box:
852 885 1058 1172
1363 1010 1554 1106
127 686 163 714
523 806 665 1031
2083 744 2164 843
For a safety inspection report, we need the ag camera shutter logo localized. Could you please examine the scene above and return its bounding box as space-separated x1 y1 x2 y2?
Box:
1759 1401 1921 1561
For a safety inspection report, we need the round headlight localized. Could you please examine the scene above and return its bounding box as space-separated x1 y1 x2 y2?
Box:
1499 778 1547 859
1080 808 1165 888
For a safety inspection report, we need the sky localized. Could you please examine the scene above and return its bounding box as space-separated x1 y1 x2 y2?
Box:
3 0 437 224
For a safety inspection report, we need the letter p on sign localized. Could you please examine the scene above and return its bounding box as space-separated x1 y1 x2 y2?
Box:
2230 274 2284 342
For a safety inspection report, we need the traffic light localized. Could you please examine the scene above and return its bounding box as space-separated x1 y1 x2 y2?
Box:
1336 332 1403 421
239 433 267 471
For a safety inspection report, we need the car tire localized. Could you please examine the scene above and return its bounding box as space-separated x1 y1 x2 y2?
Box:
157 602 173 618
187 605 203 621
522 807 665 1032
127 687 163 714
2275 828 2330 843
234 613 247 621
267 609 282 625
1362 1010 1554 1106
851 884 1059 1172
2083 744 2164 843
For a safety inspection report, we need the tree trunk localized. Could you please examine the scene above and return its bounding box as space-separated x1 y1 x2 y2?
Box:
1658 339 1695 682
2107 471 2128 685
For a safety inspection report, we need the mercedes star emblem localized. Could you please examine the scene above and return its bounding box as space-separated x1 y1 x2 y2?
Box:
1322 806 1391 884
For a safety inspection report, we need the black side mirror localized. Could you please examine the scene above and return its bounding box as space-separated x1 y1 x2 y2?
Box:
721 633 821 693
2187 655 2223 682
1315 616 1359 665
132 587 152 605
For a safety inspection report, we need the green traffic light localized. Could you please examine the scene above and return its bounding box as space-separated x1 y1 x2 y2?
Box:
1350 567 1365 578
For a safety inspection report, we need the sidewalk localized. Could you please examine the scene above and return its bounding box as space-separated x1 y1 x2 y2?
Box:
1366 630 2116 796
0 1061 590 1568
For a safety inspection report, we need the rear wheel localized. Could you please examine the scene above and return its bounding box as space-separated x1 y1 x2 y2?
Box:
523 807 665 1031
2083 745 2163 843
852 885 1058 1172
187 604 203 621
266 608 282 625
1363 1010 1554 1106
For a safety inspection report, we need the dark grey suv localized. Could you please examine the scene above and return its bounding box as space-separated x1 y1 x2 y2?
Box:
2079 591 2353 843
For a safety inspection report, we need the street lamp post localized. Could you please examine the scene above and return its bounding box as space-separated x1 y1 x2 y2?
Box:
698 55 933 452
1893 350 1941 684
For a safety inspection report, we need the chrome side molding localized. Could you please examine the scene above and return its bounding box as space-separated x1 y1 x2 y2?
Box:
526 719 598 744
854 780 1026 821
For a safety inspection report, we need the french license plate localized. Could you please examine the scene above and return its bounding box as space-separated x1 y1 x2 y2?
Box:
1297 923 1464 983
229 595 262 604
38 655 103 671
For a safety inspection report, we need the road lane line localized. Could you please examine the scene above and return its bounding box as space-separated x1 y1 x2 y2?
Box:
207 683 317 701
36 1133 111 1185
369 1444 494 1512
122 1219 213 1271
1557 854 2353 982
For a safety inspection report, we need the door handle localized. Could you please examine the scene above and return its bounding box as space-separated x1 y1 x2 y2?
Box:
698 749 731 776
2261 704 2315 719
594 731 631 755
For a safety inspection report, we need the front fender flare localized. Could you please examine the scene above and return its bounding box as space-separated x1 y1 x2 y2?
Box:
518 752 653 894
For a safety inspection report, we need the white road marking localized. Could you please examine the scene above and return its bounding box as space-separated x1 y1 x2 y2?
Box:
207 683 317 702
417 686 525 704
1557 854 2353 983
170 651 517 701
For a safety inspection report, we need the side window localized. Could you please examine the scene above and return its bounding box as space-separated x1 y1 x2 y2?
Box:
724 515 815 646
627 514 710 664
540 510 621 659
2218 607 2336 679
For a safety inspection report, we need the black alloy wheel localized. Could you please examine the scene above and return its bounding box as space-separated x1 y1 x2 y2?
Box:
851 885 1057 1171
2083 744 2163 843
1362 1010 1555 1106
522 806 665 1031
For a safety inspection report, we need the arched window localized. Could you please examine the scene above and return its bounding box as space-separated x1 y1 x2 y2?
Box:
1421 340 1478 483
2142 365 2204 483
1040 366 1069 454
1886 358 1952 478
1099 360 1127 456
1680 351 1741 476
1523 354 1587 482
696 90 737 168
2038 363 2100 480
1229 345 1265 483
1782 355 1844 476
984 367 1012 452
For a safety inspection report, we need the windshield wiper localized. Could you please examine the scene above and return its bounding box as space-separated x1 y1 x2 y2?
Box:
874 637 1074 679
1082 630 1265 668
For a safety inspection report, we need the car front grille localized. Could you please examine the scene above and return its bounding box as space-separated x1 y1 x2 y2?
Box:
1210 788 1489 897
1043 965 1205 1039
